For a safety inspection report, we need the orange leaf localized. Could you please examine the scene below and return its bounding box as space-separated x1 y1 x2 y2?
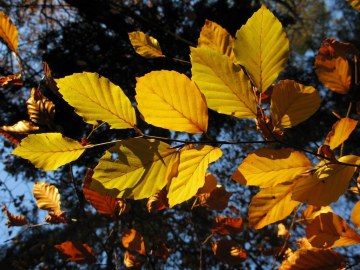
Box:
198 185 231 211
197 173 217 195
212 239 247 266
54 241 95 264
301 205 333 225
306 212 360 248
324 117 358 150
124 251 143 268
122 229 146 256
147 188 169 213
0 73 21 87
45 211 67 224
279 248 346 270
351 200 360 229
0 12 18 52
2 204 28 227
211 216 243 235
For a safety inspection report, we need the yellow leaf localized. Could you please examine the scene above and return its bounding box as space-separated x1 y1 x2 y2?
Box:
279 248 346 270
128 31 165 58
33 182 61 212
351 200 360 229
191 47 257 119
301 205 333 225
56 72 136 129
233 5 289 92
91 138 179 200
0 12 18 52
167 145 222 207
12 133 85 171
232 148 311 188
306 212 360 248
292 155 360 206
347 0 360 11
197 20 235 61
135 70 208 133
270 80 321 128
26 88 55 125
249 181 300 229
324 117 358 150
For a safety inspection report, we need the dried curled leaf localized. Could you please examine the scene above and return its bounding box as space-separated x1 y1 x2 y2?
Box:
33 182 61 212
128 31 164 58
0 73 21 87
0 120 40 145
212 239 247 266
2 204 28 227
122 229 146 256
212 216 243 236
45 211 67 224
0 11 18 52
147 188 169 213
54 241 96 264
26 88 55 125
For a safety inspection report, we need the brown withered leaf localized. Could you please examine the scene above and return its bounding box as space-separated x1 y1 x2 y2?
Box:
2 204 28 227
0 73 21 87
197 173 217 195
0 120 40 145
211 216 243 236
54 241 95 264
306 212 360 248
301 205 333 225
279 248 346 270
198 185 231 211
147 188 169 213
124 251 143 269
45 211 67 224
26 87 55 125
122 229 146 256
212 239 247 266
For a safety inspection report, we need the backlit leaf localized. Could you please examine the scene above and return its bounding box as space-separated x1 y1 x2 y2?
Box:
128 31 164 58
91 138 179 200
197 173 217 194
33 182 61 212
233 5 289 92
56 72 136 129
12 133 86 171
292 155 360 206
26 88 55 125
0 73 21 87
198 185 231 211
324 117 358 150
306 212 360 248
249 181 300 229
147 188 169 213
2 204 28 227
348 0 360 11
124 251 143 268
0 120 39 134
136 70 208 133
212 216 243 235
191 47 257 118
301 205 333 225
270 80 321 128
54 241 95 264
279 248 346 270
167 145 222 207
232 148 311 188
122 229 146 256
0 12 18 52
212 239 247 266
45 211 67 224
351 200 360 229
198 20 235 60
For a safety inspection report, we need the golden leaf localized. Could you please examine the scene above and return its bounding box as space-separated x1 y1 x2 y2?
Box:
351 200 360 229
301 205 333 225
12 133 86 171
270 80 321 128
2 204 28 227
56 72 136 129
324 117 358 150
122 229 146 256
0 11 18 52
306 212 360 248
347 0 360 11
167 145 222 207
233 5 289 92
26 88 55 125
191 47 257 119
136 70 208 134
278 223 290 237
54 241 95 264
1 120 39 134
128 31 165 58
232 148 311 188
33 182 61 212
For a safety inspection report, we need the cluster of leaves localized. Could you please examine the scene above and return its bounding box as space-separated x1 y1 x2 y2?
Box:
1 1 360 268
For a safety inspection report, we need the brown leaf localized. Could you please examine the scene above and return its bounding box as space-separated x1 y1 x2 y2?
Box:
197 173 217 194
279 248 346 270
0 73 21 87
211 216 243 235
301 205 333 225
26 87 55 125
212 239 247 266
147 188 168 213
198 185 231 211
45 211 67 224
2 204 28 227
306 212 360 248
124 251 143 269
54 241 95 264
0 120 40 145
122 229 146 256
43 62 60 95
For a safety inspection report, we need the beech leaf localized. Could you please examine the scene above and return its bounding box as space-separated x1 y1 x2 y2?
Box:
232 148 311 188
212 216 243 236
0 73 21 87
233 5 289 92
197 173 218 195
12 133 86 171
198 185 231 211
324 117 358 150
122 229 146 256
56 72 136 129
33 182 61 212
2 204 28 227
348 0 360 11
270 80 321 128
191 47 257 119
167 145 222 207
54 241 95 264
26 88 55 125
0 11 18 52
128 31 164 58
212 239 247 266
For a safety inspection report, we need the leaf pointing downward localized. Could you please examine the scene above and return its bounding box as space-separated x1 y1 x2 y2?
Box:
0 12 18 52
26 88 55 125
33 182 61 212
